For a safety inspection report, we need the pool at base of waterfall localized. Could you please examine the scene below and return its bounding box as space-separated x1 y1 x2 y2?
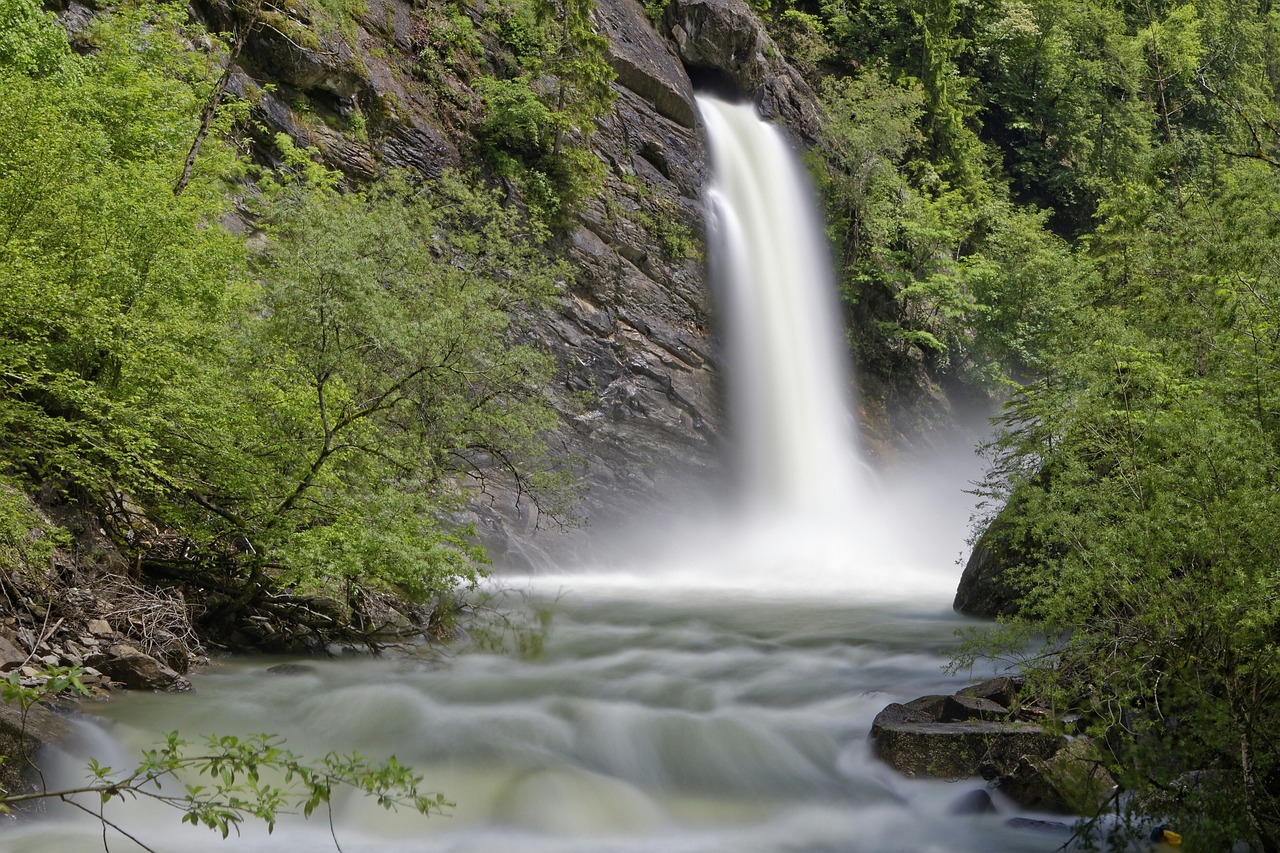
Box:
6 588 1071 853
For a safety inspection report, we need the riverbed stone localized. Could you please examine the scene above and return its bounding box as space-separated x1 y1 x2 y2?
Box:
948 787 997 815
265 662 318 676
871 717 1066 780
997 737 1117 813
87 644 191 692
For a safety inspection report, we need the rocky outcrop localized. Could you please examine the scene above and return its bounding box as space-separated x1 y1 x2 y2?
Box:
181 0 831 560
871 678 1117 815
954 481 1057 617
661 0 821 140
953 515 1025 618
183 0 742 560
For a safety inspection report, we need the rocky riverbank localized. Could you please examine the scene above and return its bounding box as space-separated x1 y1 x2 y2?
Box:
871 677 1117 820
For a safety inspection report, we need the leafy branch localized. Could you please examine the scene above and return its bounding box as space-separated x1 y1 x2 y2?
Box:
1 729 449 851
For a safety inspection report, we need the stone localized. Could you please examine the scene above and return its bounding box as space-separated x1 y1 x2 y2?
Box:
0 632 26 666
870 718 1065 780
997 737 1117 814
957 676 1022 709
903 694 949 718
0 701 71 798
872 702 937 728
948 787 997 815
152 638 191 675
86 619 113 637
595 0 698 128
1006 817 1074 834
954 477 1054 618
265 663 318 676
662 0 821 140
939 694 1010 723
87 644 191 692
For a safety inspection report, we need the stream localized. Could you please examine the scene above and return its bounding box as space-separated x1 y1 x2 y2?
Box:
5 573 1071 852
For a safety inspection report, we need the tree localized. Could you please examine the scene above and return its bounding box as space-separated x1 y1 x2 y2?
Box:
964 150 1280 850
154 152 567 625
0 0 572 644
477 0 615 225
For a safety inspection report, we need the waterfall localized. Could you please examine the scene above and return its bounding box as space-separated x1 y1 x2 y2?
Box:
698 96 865 516
496 96 970 601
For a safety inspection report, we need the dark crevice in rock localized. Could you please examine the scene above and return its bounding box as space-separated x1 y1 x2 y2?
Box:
686 65 743 101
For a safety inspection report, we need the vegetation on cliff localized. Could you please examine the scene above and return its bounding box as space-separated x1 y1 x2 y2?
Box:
0 0 576 649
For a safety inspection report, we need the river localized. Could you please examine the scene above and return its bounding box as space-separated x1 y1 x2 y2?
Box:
6 562 1071 852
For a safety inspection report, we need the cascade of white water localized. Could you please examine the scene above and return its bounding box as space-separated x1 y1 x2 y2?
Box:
697 96 865 515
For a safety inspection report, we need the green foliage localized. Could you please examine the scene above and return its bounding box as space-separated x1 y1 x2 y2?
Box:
0 0 572 628
0 0 244 502
1 729 447 844
148 151 569 607
478 75 555 160
476 0 615 226
965 153 1280 851
812 67 1076 389
0 481 68 579
0 0 68 76
1 667 90 716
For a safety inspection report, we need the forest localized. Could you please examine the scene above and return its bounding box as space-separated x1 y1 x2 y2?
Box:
2 0 1280 847
784 0 1280 846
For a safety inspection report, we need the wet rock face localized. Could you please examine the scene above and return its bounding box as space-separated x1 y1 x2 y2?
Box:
661 0 822 141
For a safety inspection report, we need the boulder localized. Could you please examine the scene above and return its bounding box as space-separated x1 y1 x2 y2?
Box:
940 694 1010 723
997 737 1117 814
955 474 1060 618
957 675 1022 709
0 702 71 797
948 787 997 815
870 679 1065 780
871 717 1065 780
87 644 191 692
952 513 1026 618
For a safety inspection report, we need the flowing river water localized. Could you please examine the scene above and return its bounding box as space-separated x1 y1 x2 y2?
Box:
5 100 1071 851
7 572 1072 852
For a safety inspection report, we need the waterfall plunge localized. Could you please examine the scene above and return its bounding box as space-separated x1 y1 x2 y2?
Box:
699 96 867 518
502 97 968 603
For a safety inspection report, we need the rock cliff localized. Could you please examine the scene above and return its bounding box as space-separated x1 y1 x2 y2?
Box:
173 0 824 564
